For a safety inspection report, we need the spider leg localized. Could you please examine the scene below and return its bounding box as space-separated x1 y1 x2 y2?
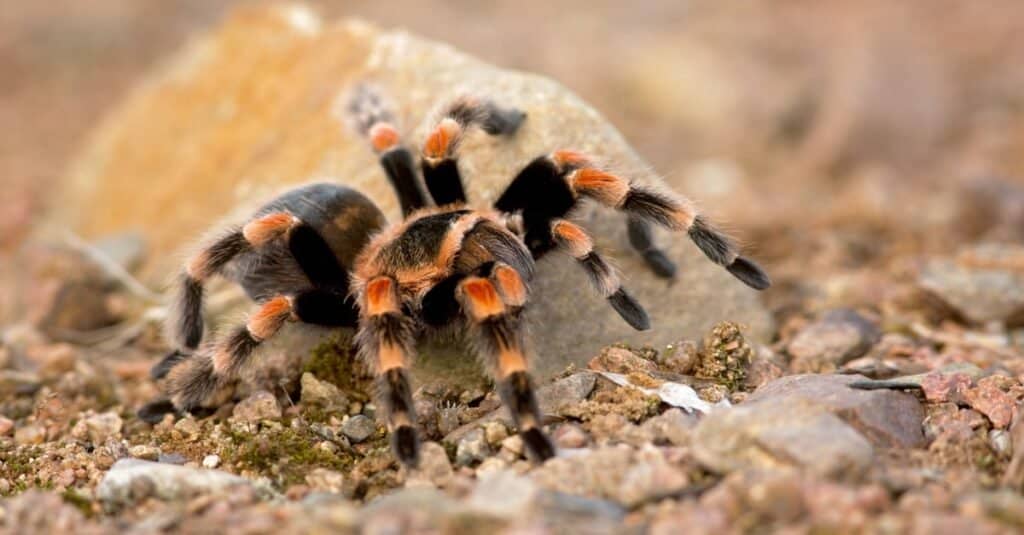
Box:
349 85 430 216
355 276 420 467
421 97 526 205
627 215 677 280
494 151 771 290
550 219 650 330
455 265 555 462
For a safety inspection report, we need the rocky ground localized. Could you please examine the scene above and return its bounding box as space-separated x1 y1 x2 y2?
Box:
4 2 1024 534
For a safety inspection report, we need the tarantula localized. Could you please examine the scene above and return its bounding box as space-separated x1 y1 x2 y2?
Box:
138 87 770 466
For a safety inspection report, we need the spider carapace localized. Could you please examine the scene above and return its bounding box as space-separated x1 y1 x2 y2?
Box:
139 86 770 467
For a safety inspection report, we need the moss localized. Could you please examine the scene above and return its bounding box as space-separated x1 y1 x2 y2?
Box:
61 488 95 518
219 421 355 488
0 444 43 495
695 321 753 392
304 332 371 402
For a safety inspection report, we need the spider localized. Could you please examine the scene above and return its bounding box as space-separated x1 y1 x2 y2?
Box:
138 86 770 467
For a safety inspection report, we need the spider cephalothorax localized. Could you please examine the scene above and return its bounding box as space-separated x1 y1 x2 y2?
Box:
139 86 770 466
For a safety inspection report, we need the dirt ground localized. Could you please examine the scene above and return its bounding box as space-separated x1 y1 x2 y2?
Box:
2 1 1024 533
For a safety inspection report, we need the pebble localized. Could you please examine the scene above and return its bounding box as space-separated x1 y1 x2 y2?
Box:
129 445 161 461
787 309 881 372
202 455 221 469
411 441 454 487
455 428 491 466
305 468 344 493
483 421 509 445
173 417 201 440
588 347 658 374
0 415 13 436
300 372 348 410
552 423 589 449
232 390 282 423
14 423 45 445
989 430 1012 459
920 246 1024 324
961 377 1016 428
97 459 272 509
340 415 375 443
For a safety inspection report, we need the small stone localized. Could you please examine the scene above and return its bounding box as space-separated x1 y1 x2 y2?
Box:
97 459 270 509
538 371 597 415
552 423 589 449
70 411 123 444
232 390 282 423
920 247 1024 324
588 347 658 374
962 378 1016 428
14 423 45 445
0 416 13 436
617 450 689 507
202 455 221 469
787 309 881 373
129 445 161 461
501 435 524 456
475 457 509 479
412 441 454 487
0 370 41 397
658 340 698 374
921 372 973 403
340 414 375 443
300 372 348 410
483 421 509 445
456 428 490 466
989 429 1012 459
158 453 187 465
305 468 344 493
640 408 697 446
30 343 78 378
173 417 201 440
695 321 755 390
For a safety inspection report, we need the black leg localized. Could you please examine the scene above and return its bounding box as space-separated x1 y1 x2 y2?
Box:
380 147 430 216
627 216 677 279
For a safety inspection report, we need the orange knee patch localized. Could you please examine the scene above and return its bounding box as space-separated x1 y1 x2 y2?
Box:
248 296 293 340
243 212 298 247
369 122 400 153
186 250 213 280
498 346 528 377
551 220 593 258
551 149 591 170
423 118 461 161
378 342 406 372
365 277 399 315
570 168 630 206
493 265 527 307
460 277 505 319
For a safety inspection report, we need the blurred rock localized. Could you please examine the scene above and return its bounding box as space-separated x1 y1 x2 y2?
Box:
70 411 123 444
455 428 490 467
961 377 1017 429
300 372 348 410
692 399 873 478
920 245 1024 324
538 372 597 415
532 445 688 506
746 374 926 448
97 459 271 509
921 371 974 403
588 347 658 375
0 491 91 534
305 468 345 493
787 309 880 372
340 415 376 443
411 441 454 487
129 444 161 460
232 390 281 423
470 470 625 529
552 423 589 449
47 5 772 383
0 416 13 436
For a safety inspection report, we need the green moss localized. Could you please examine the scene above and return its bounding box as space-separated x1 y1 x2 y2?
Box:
219 421 354 488
0 444 42 495
304 333 371 402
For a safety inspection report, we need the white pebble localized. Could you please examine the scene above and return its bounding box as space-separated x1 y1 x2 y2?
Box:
202 454 221 469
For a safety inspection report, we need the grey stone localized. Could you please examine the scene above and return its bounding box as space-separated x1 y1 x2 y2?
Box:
787 309 881 372
300 372 348 410
340 414 376 443
920 246 1024 324
231 390 282 423
97 459 273 509
410 441 454 487
471 470 625 530
455 428 491 466
746 374 927 448
691 399 874 478
70 411 123 444
51 9 772 385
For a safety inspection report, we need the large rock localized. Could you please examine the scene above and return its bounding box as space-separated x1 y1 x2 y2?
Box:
97 459 274 509
46 4 771 380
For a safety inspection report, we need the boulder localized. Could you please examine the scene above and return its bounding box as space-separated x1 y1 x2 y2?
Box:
46 4 771 381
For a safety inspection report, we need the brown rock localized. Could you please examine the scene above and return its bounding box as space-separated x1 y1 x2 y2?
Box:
746 374 927 448
920 372 973 403
961 377 1017 429
787 309 881 373
47 5 771 383
232 390 282 423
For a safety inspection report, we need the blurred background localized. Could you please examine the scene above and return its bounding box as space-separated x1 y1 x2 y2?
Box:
3 0 1024 317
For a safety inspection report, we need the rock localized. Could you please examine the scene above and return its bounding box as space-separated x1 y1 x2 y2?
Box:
232 390 282 423
746 374 926 448
455 428 490 466
305 468 345 493
588 347 658 374
923 404 986 442
552 423 589 449
961 377 1017 429
70 411 123 444
538 372 597 415
97 459 273 509
1004 410 1024 490
920 246 1024 324
921 371 974 403
128 445 160 461
48 4 771 383
470 470 625 528
14 423 45 446
173 417 201 440
787 309 881 372
691 399 874 478
0 370 41 397
340 415 376 443
411 441 454 487
483 421 509 445
989 429 1012 459
300 372 348 410
0 490 88 533
531 445 687 506
0 416 13 436
640 408 697 446
202 454 221 469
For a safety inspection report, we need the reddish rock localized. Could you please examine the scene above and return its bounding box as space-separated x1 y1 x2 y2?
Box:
920 372 973 403
961 378 1017 429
